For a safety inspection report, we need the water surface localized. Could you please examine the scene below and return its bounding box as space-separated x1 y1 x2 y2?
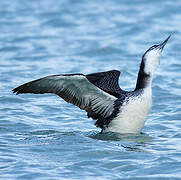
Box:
0 0 181 179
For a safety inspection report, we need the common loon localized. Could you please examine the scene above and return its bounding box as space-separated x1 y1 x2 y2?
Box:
13 36 170 134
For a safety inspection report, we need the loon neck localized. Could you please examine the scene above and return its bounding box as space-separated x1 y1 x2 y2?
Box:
135 70 152 90
135 61 152 90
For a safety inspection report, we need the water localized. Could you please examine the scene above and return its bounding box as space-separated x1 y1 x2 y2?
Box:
0 0 181 179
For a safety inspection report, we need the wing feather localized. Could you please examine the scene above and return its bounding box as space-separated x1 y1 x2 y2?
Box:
86 70 122 98
13 74 117 127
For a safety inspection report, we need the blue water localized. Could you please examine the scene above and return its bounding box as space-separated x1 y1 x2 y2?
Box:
0 0 181 179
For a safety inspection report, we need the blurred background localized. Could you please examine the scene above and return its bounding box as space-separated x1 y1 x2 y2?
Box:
0 0 181 179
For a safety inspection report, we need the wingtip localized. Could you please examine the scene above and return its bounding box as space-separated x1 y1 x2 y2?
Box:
12 87 20 95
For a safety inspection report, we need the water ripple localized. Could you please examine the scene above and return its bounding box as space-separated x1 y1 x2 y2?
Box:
0 0 181 179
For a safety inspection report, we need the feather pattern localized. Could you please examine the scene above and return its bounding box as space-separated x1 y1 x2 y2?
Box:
86 70 122 98
13 73 118 129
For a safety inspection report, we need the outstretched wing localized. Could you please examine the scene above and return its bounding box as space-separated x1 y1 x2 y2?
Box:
13 74 117 128
86 70 122 98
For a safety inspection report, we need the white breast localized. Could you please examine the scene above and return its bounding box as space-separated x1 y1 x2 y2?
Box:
104 87 152 134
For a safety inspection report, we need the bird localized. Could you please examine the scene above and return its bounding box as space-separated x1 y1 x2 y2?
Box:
13 35 170 134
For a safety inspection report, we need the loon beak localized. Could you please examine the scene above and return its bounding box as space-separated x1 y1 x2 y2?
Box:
158 35 171 51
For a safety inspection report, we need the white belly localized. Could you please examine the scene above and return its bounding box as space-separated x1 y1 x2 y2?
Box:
104 88 152 134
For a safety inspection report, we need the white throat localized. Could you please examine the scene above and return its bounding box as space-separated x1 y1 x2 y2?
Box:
143 49 161 75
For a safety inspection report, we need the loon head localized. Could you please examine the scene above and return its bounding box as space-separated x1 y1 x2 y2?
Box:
142 35 171 76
